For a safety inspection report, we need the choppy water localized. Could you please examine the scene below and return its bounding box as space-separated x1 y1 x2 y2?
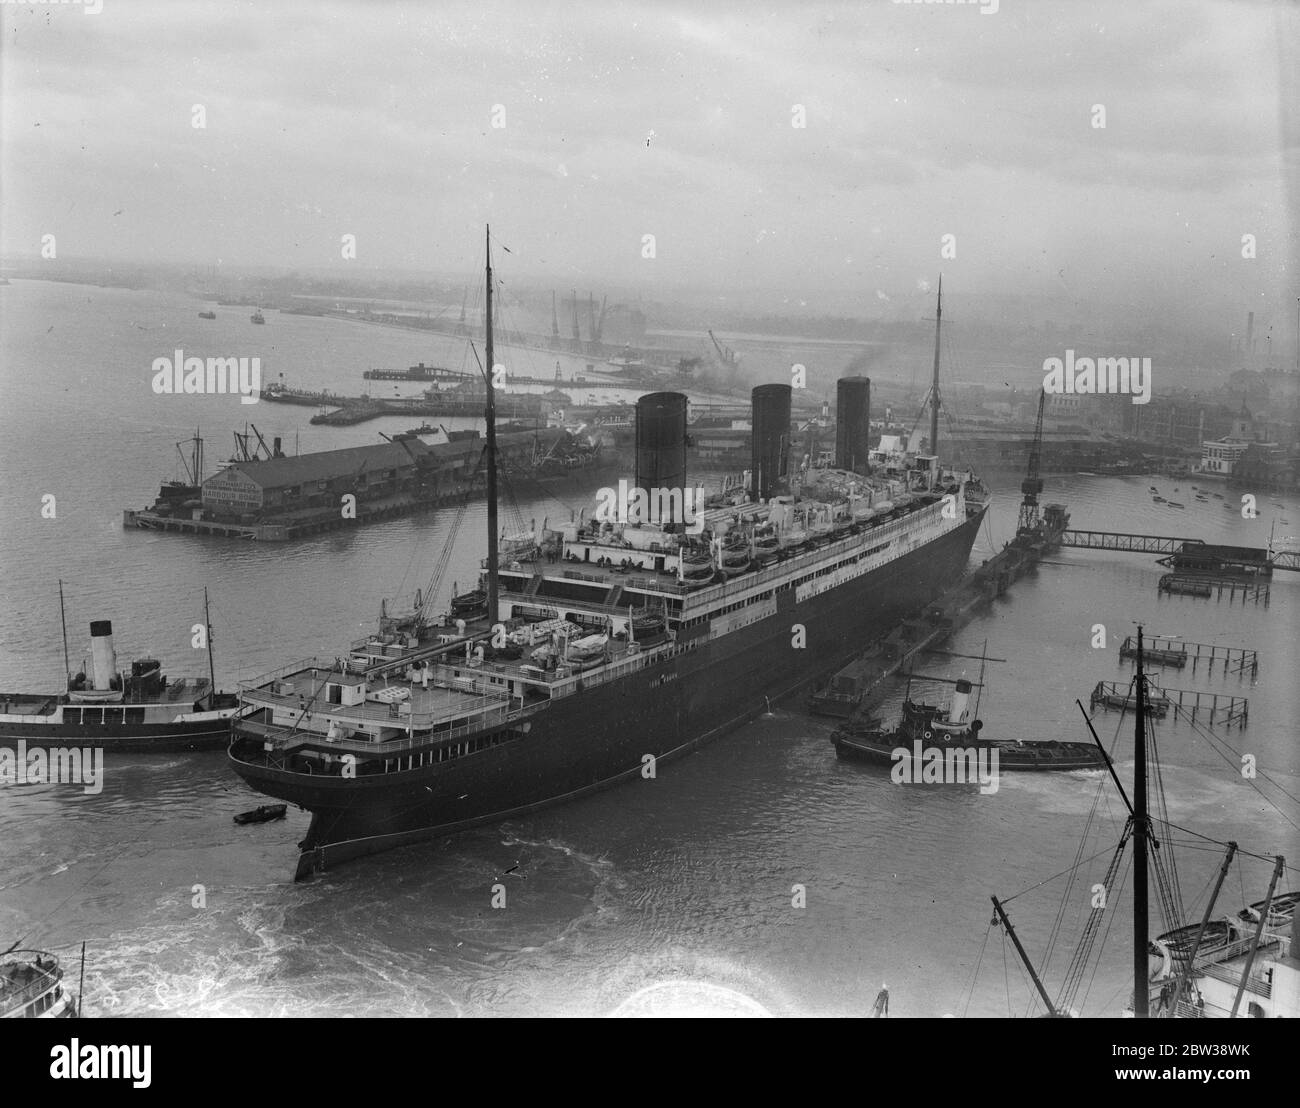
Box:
1 279 1296 1017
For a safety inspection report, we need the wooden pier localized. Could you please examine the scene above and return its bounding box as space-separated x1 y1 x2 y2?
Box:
1158 574 1269 604
1118 635 1258 679
1090 680 1249 728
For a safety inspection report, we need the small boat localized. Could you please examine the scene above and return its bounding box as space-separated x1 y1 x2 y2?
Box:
1149 486 1158 492
198 310 216 320
1 947 79 1018
1167 501 1185 509
1212 492 1224 500
450 587 488 618
1152 496 1166 503
566 634 609 662
250 309 266 324
629 610 669 646
233 804 287 825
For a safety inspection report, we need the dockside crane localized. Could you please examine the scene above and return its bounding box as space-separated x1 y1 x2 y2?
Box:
708 329 738 368
592 294 608 345
231 423 280 462
1017 389 1047 536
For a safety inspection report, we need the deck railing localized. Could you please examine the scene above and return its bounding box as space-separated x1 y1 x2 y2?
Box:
0 958 61 1011
243 700 528 757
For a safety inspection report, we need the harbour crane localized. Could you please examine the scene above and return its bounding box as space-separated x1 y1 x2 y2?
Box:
231 423 279 462
1017 389 1047 536
590 293 608 345
708 330 738 368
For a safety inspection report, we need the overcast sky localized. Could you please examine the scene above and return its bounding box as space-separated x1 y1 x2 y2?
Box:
2 0 1296 330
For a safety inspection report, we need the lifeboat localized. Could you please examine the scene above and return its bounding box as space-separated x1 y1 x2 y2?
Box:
567 634 609 661
450 589 488 617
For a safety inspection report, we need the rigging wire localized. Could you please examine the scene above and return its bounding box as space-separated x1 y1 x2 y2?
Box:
960 923 993 1019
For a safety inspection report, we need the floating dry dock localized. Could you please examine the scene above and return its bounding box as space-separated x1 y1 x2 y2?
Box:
263 383 549 425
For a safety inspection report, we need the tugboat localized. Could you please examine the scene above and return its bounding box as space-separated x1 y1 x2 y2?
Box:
0 585 241 753
1 945 80 1018
250 309 266 324
832 665 1107 772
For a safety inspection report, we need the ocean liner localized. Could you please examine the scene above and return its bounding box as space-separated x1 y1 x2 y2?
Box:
228 233 989 878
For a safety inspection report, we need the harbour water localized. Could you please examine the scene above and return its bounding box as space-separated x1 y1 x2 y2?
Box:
1 279 1296 1016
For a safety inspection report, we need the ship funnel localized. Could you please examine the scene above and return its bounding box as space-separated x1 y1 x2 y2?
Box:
634 391 688 526
750 383 792 502
835 376 871 473
949 679 972 724
89 620 117 691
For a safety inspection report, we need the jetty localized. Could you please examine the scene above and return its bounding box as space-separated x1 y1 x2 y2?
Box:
1089 680 1248 729
1157 573 1269 604
1118 634 1257 678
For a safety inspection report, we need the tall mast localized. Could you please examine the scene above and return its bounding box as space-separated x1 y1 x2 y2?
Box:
204 587 216 705
1132 624 1149 1018
58 579 71 688
1169 841 1236 1015
484 226 499 623
929 275 943 456
990 896 1058 1016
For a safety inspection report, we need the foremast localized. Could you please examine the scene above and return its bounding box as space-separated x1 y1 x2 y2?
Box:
929 275 942 457
484 225 499 624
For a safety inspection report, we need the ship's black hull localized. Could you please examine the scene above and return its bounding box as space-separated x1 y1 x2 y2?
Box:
0 716 232 753
830 733 1106 772
230 508 986 877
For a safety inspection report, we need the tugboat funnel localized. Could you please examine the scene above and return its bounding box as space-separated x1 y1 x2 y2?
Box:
89 620 116 691
949 679 972 724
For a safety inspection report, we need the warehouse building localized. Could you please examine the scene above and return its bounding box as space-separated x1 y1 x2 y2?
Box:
200 431 558 521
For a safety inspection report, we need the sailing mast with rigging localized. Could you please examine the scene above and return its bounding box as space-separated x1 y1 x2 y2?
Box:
484 225 499 624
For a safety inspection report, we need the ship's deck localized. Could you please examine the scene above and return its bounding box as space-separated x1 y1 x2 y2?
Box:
0 677 212 716
245 666 507 732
